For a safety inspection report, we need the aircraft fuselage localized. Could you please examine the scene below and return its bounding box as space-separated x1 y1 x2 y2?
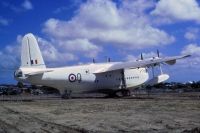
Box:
16 63 149 94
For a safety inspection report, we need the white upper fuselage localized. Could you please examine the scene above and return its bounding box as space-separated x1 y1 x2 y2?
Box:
16 62 149 93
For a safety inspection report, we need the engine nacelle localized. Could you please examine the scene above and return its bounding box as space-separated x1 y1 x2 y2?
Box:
146 74 169 85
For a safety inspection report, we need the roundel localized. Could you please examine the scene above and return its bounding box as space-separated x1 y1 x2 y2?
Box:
68 74 76 82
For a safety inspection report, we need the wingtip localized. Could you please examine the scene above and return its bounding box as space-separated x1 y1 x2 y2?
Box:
183 54 191 58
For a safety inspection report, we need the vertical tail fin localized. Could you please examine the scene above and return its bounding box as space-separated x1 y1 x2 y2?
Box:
21 33 46 68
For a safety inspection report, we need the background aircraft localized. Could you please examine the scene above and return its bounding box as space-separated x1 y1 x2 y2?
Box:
14 33 190 98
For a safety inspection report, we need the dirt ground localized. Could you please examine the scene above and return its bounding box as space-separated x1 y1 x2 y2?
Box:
0 92 199 133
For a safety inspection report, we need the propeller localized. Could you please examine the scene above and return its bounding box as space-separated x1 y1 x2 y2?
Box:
108 57 111 62
141 53 143 60
92 58 95 63
157 49 160 58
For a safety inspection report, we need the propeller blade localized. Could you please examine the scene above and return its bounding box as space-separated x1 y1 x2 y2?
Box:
141 53 143 60
108 57 111 62
157 49 160 57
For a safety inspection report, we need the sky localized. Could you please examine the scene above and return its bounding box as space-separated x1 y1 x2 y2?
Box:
0 0 200 84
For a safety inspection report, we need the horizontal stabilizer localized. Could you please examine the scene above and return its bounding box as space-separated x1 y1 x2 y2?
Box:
25 70 53 76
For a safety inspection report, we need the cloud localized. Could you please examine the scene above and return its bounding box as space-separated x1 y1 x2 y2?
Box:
0 16 9 26
53 0 83 14
121 0 155 15
21 0 33 10
181 44 200 56
37 37 78 65
184 28 199 40
2 0 33 12
57 38 102 58
0 36 21 69
53 6 69 14
142 52 162 58
43 0 174 51
125 55 138 61
151 0 200 23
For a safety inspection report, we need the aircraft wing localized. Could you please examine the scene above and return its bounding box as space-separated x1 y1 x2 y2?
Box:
94 55 190 73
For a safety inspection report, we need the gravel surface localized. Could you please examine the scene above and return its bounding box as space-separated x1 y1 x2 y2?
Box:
0 92 199 133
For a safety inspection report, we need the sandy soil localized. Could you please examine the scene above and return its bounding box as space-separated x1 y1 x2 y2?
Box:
0 93 199 133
